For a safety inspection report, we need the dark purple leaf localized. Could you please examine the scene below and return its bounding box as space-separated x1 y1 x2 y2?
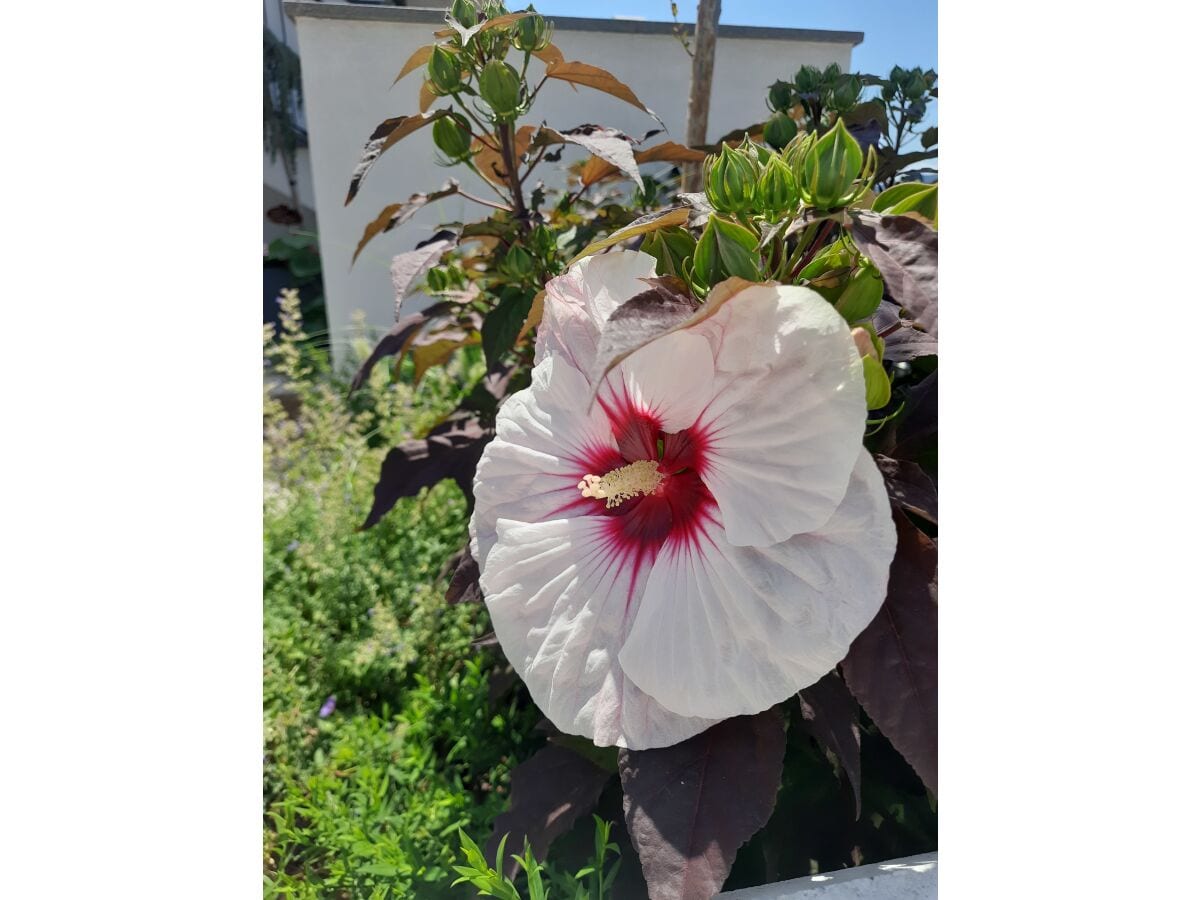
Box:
888 371 937 462
486 744 613 877
588 280 698 393
874 454 938 524
850 212 937 337
347 301 454 396
358 416 489 530
445 546 482 605
391 238 457 317
351 181 460 264
841 512 938 794
619 709 786 900
345 111 449 205
534 124 643 186
798 672 863 818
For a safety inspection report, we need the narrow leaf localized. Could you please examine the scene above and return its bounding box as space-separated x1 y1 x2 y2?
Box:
394 44 434 84
419 80 436 114
544 60 661 124
798 672 863 818
391 236 457 317
567 206 690 265
352 181 460 264
874 454 938 524
849 212 938 337
580 140 708 185
485 745 612 879
516 289 545 343
532 42 564 68
841 511 938 793
410 331 479 386
346 111 449 205
359 416 489 529
619 709 786 900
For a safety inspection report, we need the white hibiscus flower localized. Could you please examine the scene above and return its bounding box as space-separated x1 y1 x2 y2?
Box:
470 250 896 749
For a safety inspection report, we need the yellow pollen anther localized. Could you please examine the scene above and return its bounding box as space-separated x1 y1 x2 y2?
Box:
578 460 665 509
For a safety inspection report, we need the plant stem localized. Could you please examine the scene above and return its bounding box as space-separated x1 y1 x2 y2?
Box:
497 122 529 226
457 189 512 212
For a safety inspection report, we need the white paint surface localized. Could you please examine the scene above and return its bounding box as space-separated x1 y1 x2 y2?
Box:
719 854 938 900
289 4 856 369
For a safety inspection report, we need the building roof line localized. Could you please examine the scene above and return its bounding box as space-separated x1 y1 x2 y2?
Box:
282 2 864 46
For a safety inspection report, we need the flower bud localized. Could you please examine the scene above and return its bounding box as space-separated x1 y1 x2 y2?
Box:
834 265 884 323
799 119 864 209
426 266 449 293
767 80 794 113
513 12 552 51
703 144 758 214
478 60 523 120
450 0 478 27
829 75 862 112
763 113 799 151
782 131 816 181
757 154 798 218
432 113 474 162
426 45 463 96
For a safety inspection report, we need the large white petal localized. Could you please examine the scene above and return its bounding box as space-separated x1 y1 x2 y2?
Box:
598 330 716 437
481 516 717 749
469 355 615 569
619 449 895 720
534 250 659 374
689 284 866 547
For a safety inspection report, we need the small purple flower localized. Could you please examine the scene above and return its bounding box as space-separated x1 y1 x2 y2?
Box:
318 694 336 718
286 540 301 553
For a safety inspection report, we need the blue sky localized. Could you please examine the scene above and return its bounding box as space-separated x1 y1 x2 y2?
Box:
533 0 937 133
531 1 937 76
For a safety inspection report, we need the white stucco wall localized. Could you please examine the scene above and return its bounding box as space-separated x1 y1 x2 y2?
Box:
285 2 859 369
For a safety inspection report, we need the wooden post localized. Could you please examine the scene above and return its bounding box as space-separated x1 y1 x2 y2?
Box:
682 0 721 192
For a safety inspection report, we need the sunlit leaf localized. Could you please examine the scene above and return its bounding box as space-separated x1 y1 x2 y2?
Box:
532 42 564 68
516 289 545 343
394 44 434 84
567 206 690 265
390 235 458 317
410 331 480 386
545 60 661 124
588 278 697 390
533 124 641 185
874 454 937 524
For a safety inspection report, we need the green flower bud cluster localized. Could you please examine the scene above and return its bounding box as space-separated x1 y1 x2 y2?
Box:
692 216 761 289
703 143 759 214
450 0 478 28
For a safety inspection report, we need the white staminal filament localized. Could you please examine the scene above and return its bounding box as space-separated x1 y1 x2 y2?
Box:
578 459 665 509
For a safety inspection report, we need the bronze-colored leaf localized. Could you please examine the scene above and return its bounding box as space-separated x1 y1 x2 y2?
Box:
409 331 479 386
588 280 697 392
347 300 455 396
579 140 708 186
545 59 661 124
533 42 564 69
445 546 482 605
516 289 545 343
472 125 535 184
394 44 433 84
619 709 786 900
418 80 436 114
841 511 938 793
351 181 460 264
345 111 449 205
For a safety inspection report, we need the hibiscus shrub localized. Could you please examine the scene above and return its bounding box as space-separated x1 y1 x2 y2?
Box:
341 3 938 898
